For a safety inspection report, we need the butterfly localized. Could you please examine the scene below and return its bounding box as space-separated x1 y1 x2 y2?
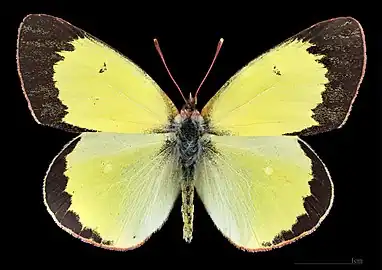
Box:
17 14 366 251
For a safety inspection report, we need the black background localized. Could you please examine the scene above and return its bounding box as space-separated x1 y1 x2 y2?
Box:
8 2 380 267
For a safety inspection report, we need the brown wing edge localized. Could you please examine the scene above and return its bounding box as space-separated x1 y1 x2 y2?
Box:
16 14 94 133
286 17 367 136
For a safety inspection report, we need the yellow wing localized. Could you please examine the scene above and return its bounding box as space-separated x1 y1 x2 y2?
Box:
17 14 177 133
202 17 366 136
43 132 180 250
195 135 332 251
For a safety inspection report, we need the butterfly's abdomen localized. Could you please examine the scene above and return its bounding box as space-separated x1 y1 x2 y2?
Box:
176 116 204 243
181 179 194 242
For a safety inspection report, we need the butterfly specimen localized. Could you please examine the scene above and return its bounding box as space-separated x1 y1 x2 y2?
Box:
17 14 366 251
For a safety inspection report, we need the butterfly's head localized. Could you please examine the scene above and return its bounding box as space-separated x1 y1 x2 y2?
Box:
180 93 199 119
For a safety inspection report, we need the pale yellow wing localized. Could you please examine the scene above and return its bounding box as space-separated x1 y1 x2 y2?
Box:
195 135 332 251
202 17 366 136
17 14 177 133
44 132 181 250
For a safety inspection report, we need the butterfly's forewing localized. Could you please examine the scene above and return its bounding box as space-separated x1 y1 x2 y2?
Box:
202 17 366 136
44 132 180 250
195 135 332 251
17 14 178 133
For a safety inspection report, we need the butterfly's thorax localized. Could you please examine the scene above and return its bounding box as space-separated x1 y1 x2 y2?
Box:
174 109 205 178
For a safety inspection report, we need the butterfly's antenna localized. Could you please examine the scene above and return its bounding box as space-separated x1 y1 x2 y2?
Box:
154 38 187 103
194 38 224 100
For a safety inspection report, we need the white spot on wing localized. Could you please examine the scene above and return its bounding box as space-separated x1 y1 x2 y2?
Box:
104 163 113 173
264 166 273 175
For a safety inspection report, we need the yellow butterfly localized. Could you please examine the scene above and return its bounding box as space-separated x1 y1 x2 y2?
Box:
17 14 366 251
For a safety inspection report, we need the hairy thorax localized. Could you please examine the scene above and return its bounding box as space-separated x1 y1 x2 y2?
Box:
173 110 205 178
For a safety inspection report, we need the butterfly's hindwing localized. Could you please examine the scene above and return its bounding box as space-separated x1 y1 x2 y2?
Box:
195 135 333 251
44 132 181 250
